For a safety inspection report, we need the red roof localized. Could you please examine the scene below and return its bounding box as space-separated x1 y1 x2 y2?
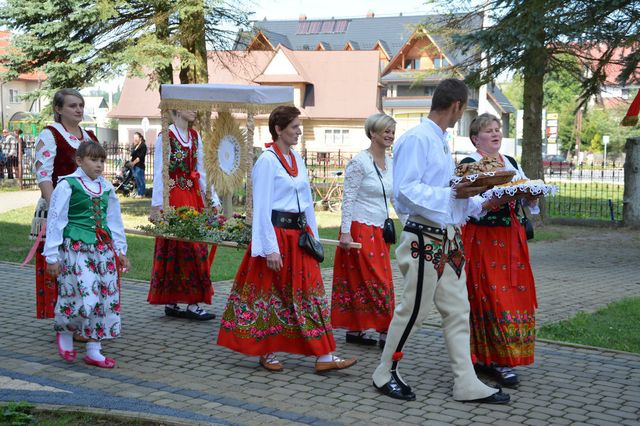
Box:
0 31 46 81
585 44 640 86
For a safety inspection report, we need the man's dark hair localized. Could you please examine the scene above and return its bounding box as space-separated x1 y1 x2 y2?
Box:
431 78 468 111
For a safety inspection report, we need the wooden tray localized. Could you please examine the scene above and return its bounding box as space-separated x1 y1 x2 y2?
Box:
451 170 516 188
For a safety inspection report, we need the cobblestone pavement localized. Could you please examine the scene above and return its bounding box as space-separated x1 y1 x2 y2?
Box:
1 226 639 425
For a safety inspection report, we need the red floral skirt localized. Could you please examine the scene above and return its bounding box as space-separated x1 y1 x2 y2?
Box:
147 185 215 305
462 215 537 367
35 242 57 319
217 227 336 356
331 222 394 332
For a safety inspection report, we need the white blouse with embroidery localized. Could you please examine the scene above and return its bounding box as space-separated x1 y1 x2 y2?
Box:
43 167 128 264
34 122 94 184
151 124 214 208
251 147 318 257
340 150 393 233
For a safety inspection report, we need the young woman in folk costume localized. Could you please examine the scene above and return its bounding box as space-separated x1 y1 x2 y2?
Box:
331 113 397 349
217 106 357 373
148 109 220 320
44 141 129 368
31 89 99 321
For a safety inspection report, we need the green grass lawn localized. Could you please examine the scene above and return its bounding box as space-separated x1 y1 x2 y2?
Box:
538 297 640 353
545 181 624 220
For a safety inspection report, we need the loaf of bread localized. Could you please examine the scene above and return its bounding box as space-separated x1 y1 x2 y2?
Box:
454 157 504 177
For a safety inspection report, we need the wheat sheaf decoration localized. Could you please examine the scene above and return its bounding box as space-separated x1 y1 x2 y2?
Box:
204 110 247 197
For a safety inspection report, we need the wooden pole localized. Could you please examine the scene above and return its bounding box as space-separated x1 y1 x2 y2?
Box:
245 111 254 224
623 137 640 227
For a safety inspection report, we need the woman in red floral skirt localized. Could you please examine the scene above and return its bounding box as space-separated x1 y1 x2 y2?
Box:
218 106 356 373
331 113 396 349
461 113 541 387
148 110 219 320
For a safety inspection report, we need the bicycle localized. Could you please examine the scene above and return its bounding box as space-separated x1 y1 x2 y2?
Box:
311 170 344 212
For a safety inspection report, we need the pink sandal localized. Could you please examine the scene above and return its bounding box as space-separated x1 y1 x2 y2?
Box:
56 333 77 362
83 355 116 369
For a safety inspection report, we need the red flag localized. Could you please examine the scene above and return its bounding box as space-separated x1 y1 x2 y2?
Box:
622 90 640 126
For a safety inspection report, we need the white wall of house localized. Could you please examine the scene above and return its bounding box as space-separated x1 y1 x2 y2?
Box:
1 80 41 128
116 118 162 147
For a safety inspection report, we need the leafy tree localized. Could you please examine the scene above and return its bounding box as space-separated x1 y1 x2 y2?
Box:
426 0 639 179
0 0 250 102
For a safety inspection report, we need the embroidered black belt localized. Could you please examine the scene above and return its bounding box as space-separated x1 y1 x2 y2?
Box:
404 220 445 236
271 210 303 229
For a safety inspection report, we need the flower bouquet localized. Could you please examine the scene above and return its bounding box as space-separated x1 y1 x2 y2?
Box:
137 206 252 246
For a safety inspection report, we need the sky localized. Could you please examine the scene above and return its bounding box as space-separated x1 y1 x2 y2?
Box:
247 0 435 21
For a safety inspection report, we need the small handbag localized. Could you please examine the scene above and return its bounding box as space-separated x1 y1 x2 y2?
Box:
372 158 396 244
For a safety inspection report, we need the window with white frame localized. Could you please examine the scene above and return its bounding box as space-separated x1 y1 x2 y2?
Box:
324 129 350 145
9 89 20 103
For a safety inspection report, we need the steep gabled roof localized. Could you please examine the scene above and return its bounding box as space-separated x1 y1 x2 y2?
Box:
236 13 480 66
0 30 46 82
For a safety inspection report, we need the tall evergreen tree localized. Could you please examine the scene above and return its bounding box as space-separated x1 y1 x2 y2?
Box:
0 0 250 100
426 0 639 179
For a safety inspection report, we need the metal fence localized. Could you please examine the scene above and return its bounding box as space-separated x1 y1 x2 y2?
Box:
544 160 624 221
13 140 156 189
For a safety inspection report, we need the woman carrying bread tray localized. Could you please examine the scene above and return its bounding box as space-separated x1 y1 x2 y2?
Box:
460 113 541 387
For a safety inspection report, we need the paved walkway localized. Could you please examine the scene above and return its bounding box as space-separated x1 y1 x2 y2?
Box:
0 189 41 214
1 226 639 425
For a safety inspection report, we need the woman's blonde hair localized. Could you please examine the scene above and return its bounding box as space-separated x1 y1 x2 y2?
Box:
364 113 396 139
469 113 502 143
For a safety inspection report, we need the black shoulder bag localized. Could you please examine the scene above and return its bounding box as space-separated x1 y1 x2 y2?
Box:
372 158 396 244
505 155 534 240
269 150 324 262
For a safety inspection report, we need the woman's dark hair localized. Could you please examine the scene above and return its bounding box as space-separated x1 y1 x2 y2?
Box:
134 132 146 144
52 89 85 123
76 141 106 160
431 79 468 112
268 106 301 141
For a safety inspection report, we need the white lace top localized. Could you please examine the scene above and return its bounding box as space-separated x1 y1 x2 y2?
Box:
43 167 127 263
341 150 393 233
34 122 94 184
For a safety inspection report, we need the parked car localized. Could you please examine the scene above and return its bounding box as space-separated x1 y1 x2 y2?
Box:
543 155 573 174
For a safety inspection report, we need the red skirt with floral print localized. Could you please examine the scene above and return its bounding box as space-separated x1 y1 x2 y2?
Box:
217 226 336 356
147 185 215 305
331 222 394 332
462 212 537 367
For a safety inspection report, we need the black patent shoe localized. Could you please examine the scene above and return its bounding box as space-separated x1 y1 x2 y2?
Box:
346 331 377 346
164 305 185 318
183 305 216 321
475 363 519 387
463 388 511 404
373 376 416 401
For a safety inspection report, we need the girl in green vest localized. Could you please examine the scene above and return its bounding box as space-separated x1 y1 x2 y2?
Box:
43 140 130 368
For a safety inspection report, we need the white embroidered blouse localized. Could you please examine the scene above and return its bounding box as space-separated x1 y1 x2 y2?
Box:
43 167 128 264
251 147 318 257
34 122 94 184
340 150 393 233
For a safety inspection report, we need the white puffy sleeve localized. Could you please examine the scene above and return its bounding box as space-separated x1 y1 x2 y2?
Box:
250 155 279 257
196 132 207 197
151 134 164 208
340 158 366 234
34 129 57 184
43 180 72 263
106 183 128 255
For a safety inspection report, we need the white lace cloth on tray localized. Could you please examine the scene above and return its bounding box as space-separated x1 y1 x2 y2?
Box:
481 181 558 199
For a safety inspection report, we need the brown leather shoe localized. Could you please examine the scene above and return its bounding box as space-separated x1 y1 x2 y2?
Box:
315 356 357 373
259 355 284 372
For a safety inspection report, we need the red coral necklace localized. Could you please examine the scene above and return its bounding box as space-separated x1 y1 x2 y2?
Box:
78 177 102 195
271 143 298 177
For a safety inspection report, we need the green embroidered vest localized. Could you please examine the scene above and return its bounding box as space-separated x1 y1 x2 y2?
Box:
62 177 112 243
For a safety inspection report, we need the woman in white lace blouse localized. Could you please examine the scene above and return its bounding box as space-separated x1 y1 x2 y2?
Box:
331 113 396 349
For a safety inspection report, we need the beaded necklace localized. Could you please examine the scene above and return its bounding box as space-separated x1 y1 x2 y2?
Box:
78 176 102 196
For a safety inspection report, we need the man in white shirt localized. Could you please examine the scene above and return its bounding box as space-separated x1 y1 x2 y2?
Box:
372 79 510 404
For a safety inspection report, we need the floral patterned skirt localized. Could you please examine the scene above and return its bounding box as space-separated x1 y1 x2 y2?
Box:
36 242 58 319
462 218 537 367
54 239 121 340
217 227 336 356
331 222 394 332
